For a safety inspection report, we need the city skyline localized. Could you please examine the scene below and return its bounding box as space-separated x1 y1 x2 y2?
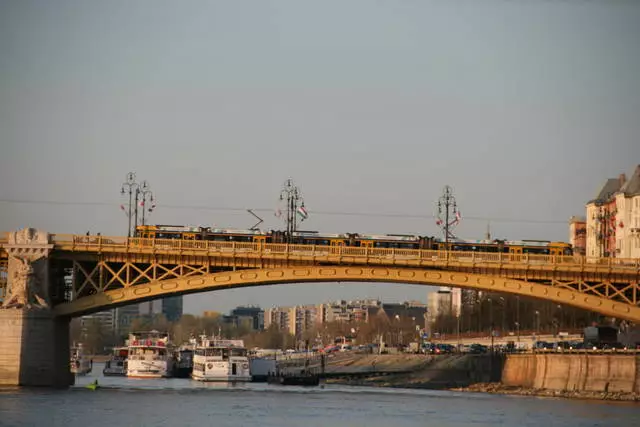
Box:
1 1 639 313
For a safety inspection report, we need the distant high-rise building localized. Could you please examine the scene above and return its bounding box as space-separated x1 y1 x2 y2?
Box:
289 305 317 338
427 287 457 319
162 296 183 322
316 299 381 324
569 216 587 256
265 307 290 331
115 304 141 335
80 309 116 333
137 296 183 322
231 306 264 330
138 300 163 316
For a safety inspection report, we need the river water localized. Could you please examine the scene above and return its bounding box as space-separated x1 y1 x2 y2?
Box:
0 363 637 427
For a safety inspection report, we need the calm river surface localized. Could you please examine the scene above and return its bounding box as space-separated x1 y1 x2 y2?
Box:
0 363 637 427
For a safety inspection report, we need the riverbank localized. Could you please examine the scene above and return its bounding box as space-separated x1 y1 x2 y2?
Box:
324 353 640 402
452 382 640 402
326 371 640 401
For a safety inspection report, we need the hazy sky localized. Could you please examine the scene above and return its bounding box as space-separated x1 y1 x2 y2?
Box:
1 0 639 314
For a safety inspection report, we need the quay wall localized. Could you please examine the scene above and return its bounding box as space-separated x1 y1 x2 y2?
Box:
502 354 640 393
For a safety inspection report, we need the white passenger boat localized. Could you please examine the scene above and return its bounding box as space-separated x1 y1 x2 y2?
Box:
127 331 174 378
70 344 92 376
192 337 251 382
103 346 128 377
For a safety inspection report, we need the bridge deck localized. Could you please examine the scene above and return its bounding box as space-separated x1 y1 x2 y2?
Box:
43 234 640 274
1 234 639 319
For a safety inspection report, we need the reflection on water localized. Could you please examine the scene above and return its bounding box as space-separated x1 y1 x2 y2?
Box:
0 363 637 427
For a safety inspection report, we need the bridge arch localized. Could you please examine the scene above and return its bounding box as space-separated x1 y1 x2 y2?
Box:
54 266 640 322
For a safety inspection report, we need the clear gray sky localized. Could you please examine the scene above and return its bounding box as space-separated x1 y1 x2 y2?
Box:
1 0 639 314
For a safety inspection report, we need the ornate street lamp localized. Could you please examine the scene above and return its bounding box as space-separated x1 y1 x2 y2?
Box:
121 172 139 238
278 178 306 242
436 185 460 248
121 173 155 237
138 180 155 227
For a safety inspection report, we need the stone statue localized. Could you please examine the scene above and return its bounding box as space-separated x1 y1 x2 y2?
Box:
8 227 49 246
1 256 48 309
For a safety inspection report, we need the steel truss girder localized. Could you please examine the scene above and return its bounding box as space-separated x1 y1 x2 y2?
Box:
69 258 214 299
57 251 640 319
55 266 640 322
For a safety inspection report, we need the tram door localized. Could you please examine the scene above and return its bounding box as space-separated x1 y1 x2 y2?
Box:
330 240 345 255
360 240 373 254
509 246 523 262
253 236 266 251
548 246 562 257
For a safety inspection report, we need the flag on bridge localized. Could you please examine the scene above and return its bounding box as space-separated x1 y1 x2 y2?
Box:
297 206 309 220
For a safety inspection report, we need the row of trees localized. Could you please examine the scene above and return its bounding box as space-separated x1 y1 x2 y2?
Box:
70 310 426 354
431 291 605 337
71 293 612 354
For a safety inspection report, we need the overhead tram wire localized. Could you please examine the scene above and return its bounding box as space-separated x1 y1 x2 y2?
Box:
0 198 568 225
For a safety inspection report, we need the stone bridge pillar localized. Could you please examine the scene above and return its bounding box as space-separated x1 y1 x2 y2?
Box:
0 228 73 387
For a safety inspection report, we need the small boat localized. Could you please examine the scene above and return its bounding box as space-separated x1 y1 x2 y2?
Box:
267 373 320 386
127 331 174 378
192 336 251 382
172 344 195 378
86 380 99 391
103 346 128 377
70 344 92 376
250 356 277 382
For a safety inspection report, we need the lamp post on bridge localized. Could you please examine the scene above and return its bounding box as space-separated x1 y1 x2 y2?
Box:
138 180 155 227
121 173 155 237
121 172 139 238
278 178 306 243
436 185 460 249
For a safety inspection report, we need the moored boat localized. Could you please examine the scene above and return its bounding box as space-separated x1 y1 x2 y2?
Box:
70 344 92 376
192 336 251 382
172 344 195 378
249 356 277 382
103 346 128 377
267 373 320 386
127 331 174 378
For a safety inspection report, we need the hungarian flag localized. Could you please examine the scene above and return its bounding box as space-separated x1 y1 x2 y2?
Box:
297 206 309 220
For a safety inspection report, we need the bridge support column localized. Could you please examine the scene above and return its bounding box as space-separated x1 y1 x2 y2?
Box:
0 228 73 387
0 310 73 387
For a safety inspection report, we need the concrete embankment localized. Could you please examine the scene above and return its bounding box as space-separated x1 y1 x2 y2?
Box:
501 353 640 394
325 353 640 401
325 353 503 389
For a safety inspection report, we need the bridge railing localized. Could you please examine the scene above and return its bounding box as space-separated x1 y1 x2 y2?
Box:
45 234 640 269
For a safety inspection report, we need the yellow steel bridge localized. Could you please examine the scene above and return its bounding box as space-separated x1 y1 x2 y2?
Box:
1 233 639 321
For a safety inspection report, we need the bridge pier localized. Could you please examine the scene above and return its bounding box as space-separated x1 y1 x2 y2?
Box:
0 228 73 387
0 310 73 387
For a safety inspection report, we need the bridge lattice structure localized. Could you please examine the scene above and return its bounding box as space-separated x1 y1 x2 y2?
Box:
0 233 639 321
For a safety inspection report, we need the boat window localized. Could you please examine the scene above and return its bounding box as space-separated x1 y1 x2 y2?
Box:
230 349 246 357
204 348 223 357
